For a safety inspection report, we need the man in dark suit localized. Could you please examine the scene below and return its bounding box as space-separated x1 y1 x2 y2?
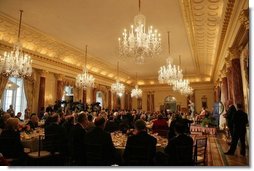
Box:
224 99 236 137
123 119 157 166
84 116 119 166
165 120 194 166
44 114 67 156
69 113 88 165
224 103 248 156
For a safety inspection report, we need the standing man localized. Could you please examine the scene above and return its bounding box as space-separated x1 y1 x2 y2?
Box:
224 104 248 156
7 105 15 117
224 99 236 138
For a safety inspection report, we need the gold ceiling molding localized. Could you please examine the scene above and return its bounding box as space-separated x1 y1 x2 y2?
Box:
211 0 236 81
239 9 249 30
213 1 248 83
179 0 224 80
0 12 131 83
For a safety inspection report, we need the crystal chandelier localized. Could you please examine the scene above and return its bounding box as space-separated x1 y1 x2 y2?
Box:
0 10 32 78
118 0 161 64
158 32 183 85
131 73 142 98
173 79 193 96
75 45 95 89
111 62 125 97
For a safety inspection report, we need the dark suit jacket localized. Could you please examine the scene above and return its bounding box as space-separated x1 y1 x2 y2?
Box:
84 127 117 165
123 131 157 165
0 129 24 158
226 105 236 129
26 120 38 130
44 122 67 155
232 110 248 135
104 120 119 133
165 134 194 166
69 123 87 165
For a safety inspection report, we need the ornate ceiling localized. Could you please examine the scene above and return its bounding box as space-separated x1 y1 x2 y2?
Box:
0 0 246 86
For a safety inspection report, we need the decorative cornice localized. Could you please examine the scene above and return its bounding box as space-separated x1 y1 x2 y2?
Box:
239 9 249 30
54 73 64 81
228 46 241 60
211 0 236 80
220 67 227 78
225 55 232 69
0 12 131 84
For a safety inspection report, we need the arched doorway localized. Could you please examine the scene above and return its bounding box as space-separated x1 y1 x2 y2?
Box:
164 96 177 113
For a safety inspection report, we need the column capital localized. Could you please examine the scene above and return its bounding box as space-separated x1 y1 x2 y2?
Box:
38 69 48 77
239 9 249 30
225 55 232 69
220 68 227 78
228 46 241 60
54 73 64 81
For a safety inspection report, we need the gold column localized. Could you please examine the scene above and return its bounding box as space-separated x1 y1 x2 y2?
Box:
228 46 244 107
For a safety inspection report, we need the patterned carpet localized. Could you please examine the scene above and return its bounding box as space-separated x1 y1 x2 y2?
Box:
206 132 249 166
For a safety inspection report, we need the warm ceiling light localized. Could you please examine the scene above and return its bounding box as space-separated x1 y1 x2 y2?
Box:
137 81 145 85
111 62 125 97
0 10 32 78
118 0 161 64
75 45 95 89
100 71 107 75
150 81 155 85
131 73 142 98
91 67 99 73
108 73 114 78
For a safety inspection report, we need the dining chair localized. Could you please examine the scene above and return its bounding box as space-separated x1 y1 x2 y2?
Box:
193 137 207 166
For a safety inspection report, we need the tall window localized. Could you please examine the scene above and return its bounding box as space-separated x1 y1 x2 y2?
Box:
61 86 73 107
96 91 103 107
1 77 27 119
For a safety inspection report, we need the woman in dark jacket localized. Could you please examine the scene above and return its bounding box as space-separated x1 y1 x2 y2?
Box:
0 118 26 165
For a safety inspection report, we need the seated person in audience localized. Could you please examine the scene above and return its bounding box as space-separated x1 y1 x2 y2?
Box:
62 115 75 137
85 116 119 166
70 113 88 166
7 105 15 117
181 114 193 135
195 107 207 122
123 119 157 166
0 113 11 129
0 118 26 165
165 121 194 166
167 114 182 140
140 114 147 121
152 114 168 134
26 113 39 130
15 112 23 122
104 115 119 133
86 114 95 132
44 114 67 156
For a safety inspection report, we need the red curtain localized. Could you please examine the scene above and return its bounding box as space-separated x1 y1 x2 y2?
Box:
151 94 154 112
38 77 45 114
108 90 111 110
56 80 64 101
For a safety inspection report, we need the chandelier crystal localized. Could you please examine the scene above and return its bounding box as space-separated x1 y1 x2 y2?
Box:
118 0 161 64
158 32 183 85
111 62 125 96
131 85 142 98
0 10 32 78
131 73 142 98
173 79 193 96
75 45 95 89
